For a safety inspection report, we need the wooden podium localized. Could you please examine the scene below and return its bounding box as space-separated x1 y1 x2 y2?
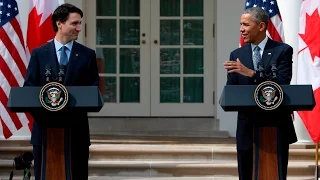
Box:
219 83 315 179
7 86 103 180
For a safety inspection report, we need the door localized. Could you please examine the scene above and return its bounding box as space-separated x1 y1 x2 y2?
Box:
150 0 215 116
86 0 151 116
86 0 215 117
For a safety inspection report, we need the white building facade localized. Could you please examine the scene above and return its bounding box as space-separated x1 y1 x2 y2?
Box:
4 0 310 143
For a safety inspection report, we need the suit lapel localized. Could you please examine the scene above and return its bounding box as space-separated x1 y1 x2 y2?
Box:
261 38 275 68
242 44 254 70
64 41 81 85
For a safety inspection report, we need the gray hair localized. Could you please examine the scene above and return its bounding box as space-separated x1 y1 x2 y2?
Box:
243 7 269 29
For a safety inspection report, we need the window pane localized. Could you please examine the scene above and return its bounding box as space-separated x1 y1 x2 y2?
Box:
120 0 140 16
97 0 116 16
160 20 180 45
96 48 116 73
102 77 117 102
160 77 180 103
183 77 203 103
97 19 116 45
120 20 140 45
160 0 180 16
120 48 140 74
160 48 180 74
183 0 203 16
120 77 140 102
183 48 203 74
184 20 203 45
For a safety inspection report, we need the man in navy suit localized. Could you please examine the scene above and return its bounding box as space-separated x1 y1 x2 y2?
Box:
23 3 99 180
223 7 297 180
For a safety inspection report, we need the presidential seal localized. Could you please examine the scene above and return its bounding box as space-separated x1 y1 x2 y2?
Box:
254 81 283 110
39 82 68 111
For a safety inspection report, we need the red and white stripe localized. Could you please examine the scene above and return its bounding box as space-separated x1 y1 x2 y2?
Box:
0 16 32 139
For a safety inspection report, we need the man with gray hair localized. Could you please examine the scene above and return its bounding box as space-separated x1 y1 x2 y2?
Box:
223 7 297 180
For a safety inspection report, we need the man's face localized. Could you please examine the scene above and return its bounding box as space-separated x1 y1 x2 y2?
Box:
240 13 265 44
57 12 82 42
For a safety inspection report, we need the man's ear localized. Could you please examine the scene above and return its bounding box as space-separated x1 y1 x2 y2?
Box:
56 21 61 29
260 22 267 31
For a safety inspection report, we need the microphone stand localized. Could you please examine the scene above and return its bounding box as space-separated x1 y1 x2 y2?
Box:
45 65 51 82
58 65 66 83
258 63 265 79
271 63 277 80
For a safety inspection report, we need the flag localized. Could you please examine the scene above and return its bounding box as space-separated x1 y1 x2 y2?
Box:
240 0 284 46
26 0 64 131
296 0 320 143
0 0 31 138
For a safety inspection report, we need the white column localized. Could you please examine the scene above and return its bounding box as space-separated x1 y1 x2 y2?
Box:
277 0 312 143
216 0 244 137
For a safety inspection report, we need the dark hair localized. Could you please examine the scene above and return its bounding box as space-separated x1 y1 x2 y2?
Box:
52 3 83 32
243 7 269 30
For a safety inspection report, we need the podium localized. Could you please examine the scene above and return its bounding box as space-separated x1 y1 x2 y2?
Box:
7 85 103 180
219 83 315 179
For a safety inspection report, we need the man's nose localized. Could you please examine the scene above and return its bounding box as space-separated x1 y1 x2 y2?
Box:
76 25 81 32
240 25 244 32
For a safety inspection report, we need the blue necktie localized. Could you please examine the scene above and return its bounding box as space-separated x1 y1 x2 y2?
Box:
60 46 68 65
253 46 261 71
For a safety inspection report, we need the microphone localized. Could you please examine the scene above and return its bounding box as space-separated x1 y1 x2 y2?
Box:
258 62 264 79
271 63 277 79
58 65 67 83
45 64 51 82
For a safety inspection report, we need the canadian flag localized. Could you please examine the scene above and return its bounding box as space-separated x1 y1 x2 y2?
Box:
296 0 320 143
26 0 64 131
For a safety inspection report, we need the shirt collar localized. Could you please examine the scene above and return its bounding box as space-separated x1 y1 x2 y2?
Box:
54 39 74 52
251 35 268 52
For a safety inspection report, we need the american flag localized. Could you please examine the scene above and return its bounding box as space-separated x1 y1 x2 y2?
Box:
0 0 32 138
240 0 284 46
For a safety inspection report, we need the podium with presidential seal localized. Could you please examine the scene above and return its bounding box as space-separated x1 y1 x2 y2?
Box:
7 66 104 180
219 80 315 179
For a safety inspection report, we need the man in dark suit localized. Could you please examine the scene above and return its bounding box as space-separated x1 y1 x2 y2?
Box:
223 7 297 180
23 3 99 180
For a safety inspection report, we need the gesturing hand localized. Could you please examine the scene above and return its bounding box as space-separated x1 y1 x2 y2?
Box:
223 58 255 77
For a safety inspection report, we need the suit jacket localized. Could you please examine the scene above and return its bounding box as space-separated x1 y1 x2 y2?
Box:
23 40 100 146
227 38 297 150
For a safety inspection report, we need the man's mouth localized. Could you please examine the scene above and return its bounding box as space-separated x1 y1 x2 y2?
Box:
242 34 248 38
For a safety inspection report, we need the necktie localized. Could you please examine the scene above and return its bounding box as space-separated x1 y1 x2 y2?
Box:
252 46 261 71
60 46 68 65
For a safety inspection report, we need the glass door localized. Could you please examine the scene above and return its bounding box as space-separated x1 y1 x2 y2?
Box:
86 0 151 116
150 0 215 116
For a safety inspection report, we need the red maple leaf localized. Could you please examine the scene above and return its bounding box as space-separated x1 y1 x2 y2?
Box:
299 9 320 62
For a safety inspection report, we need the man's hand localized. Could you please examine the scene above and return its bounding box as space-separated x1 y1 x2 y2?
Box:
223 58 255 77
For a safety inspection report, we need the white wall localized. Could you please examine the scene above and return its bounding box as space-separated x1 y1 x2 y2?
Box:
3 0 302 140
216 0 243 137
3 0 242 140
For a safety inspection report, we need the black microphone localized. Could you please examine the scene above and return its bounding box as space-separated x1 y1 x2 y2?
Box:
271 63 277 79
58 65 67 83
45 64 51 82
258 62 264 79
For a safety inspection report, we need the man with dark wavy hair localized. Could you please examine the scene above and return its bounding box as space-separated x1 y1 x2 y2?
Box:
24 3 99 180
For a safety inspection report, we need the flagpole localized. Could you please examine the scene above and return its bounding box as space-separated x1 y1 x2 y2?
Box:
316 142 319 179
